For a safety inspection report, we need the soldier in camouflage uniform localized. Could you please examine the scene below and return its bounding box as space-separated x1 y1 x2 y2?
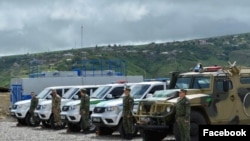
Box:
29 92 38 123
51 89 62 129
175 89 190 141
79 88 90 133
122 86 134 140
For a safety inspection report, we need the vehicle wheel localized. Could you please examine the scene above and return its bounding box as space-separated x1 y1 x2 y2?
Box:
42 120 51 128
141 130 166 141
88 119 96 133
17 118 27 125
26 113 41 127
67 122 81 132
97 126 114 135
174 111 207 141
190 111 207 141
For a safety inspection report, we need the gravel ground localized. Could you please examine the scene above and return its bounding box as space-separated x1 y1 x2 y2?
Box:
0 117 176 141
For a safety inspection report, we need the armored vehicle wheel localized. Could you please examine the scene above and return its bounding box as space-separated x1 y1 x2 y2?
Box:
190 111 206 141
88 119 97 133
141 130 166 141
26 113 41 127
173 111 207 141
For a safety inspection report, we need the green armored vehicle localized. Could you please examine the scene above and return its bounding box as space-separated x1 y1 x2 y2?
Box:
134 62 250 141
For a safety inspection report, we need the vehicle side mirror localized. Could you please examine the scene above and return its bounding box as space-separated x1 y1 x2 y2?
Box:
73 95 79 100
223 80 230 92
46 95 52 99
106 94 113 99
146 93 153 98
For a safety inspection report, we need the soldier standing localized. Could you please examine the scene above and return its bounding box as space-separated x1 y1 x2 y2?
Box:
29 92 38 124
122 86 134 140
79 88 90 133
51 89 62 129
175 89 191 141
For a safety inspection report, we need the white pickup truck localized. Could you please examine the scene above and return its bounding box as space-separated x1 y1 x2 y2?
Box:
10 85 72 126
91 81 169 138
34 85 100 129
60 83 136 132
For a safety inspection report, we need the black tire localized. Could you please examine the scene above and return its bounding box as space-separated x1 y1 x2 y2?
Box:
88 119 96 133
174 111 207 141
97 126 114 135
67 122 81 132
190 111 207 141
42 120 51 128
17 118 27 125
26 113 41 127
141 130 166 141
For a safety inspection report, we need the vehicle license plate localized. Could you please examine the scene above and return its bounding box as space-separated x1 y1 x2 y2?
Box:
34 113 38 116
61 115 66 119
92 117 100 122
11 112 15 116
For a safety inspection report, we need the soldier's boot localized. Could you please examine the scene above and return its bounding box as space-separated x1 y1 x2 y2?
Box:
126 134 133 140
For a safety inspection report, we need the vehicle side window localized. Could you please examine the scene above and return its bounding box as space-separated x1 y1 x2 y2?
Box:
216 79 233 91
57 89 63 97
109 87 124 98
64 88 70 94
149 85 164 95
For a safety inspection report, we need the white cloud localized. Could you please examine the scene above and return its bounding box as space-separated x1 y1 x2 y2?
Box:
1 0 250 56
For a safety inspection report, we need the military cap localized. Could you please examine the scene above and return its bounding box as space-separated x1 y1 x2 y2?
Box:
81 88 87 92
179 89 187 94
123 86 131 91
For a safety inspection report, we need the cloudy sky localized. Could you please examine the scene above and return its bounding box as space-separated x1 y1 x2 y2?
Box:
1 0 250 56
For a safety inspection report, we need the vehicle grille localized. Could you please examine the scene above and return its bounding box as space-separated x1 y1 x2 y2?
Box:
93 107 105 113
62 106 69 111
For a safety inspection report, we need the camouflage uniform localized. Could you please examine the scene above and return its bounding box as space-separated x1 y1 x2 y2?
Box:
80 93 90 131
52 94 62 126
175 96 190 141
29 95 38 121
122 93 134 136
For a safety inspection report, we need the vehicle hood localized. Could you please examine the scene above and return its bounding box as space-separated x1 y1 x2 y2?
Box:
95 98 123 107
14 99 30 105
39 100 52 105
62 98 103 106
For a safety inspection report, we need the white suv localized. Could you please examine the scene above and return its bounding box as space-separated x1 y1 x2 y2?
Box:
91 81 168 137
34 85 100 128
10 85 72 126
60 83 136 132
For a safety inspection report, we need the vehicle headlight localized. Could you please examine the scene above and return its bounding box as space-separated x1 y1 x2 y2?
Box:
17 103 29 109
166 106 172 113
69 105 79 111
106 106 119 112
41 104 51 110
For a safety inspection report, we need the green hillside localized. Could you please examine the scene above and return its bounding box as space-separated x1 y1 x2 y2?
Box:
1 32 250 88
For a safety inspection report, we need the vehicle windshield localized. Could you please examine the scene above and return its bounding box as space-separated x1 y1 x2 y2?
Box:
121 84 150 99
175 76 210 89
36 88 52 99
62 88 79 99
152 89 178 98
90 86 111 99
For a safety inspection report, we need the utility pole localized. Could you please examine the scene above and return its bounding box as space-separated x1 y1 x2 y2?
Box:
81 25 83 48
